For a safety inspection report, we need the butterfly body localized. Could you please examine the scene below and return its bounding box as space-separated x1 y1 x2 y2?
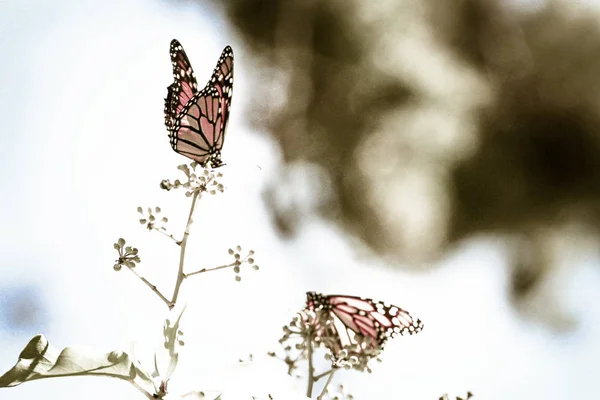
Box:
164 40 233 168
306 291 423 352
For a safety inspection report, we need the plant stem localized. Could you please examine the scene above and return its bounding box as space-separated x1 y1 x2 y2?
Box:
317 368 336 400
126 266 171 307
313 369 333 381
185 262 237 278
154 227 181 245
131 381 156 400
170 190 200 308
306 338 315 398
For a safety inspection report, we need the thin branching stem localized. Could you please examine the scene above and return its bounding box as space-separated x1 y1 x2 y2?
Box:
131 380 156 400
153 228 181 245
185 262 237 278
286 356 299 375
170 190 200 308
306 337 315 398
126 266 171 307
313 369 333 381
317 368 337 400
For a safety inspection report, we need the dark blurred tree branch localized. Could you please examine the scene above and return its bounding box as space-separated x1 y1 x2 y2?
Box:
193 0 600 327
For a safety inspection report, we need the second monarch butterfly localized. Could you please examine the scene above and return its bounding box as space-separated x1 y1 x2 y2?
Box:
305 292 423 355
164 39 234 168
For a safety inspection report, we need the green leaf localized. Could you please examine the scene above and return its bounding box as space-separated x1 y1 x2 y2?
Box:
0 334 154 392
156 305 187 382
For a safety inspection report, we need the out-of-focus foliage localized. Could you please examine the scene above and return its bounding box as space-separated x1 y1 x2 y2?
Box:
197 0 600 328
0 285 48 333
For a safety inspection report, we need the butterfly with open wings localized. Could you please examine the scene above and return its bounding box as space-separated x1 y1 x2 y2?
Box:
164 39 233 168
305 292 423 355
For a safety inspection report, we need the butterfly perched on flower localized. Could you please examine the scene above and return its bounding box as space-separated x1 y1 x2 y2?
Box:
305 292 423 355
164 39 233 168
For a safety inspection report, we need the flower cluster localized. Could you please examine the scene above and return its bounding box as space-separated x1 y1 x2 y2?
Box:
113 238 141 271
276 306 383 376
228 246 259 282
159 162 224 197
138 206 168 231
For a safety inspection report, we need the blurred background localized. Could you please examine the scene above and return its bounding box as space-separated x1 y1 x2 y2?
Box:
1 0 600 399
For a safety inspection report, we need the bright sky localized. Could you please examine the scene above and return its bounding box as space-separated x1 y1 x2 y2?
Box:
0 0 599 399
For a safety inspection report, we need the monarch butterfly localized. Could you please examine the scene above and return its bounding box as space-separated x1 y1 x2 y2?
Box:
305 292 423 353
164 39 233 168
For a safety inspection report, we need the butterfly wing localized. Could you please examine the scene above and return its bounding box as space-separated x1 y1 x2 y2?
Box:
165 39 199 131
169 86 223 165
165 41 233 167
328 294 423 343
204 45 234 152
306 292 423 351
